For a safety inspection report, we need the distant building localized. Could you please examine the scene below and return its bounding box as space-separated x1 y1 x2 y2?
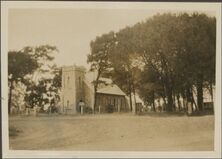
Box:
60 65 130 114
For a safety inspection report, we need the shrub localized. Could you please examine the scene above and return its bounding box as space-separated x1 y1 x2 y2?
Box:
84 106 93 114
47 105 59 114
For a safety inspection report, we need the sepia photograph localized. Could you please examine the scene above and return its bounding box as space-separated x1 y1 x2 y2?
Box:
1 1 221 158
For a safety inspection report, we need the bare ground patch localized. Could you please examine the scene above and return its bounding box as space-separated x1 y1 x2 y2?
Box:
9 113 214 151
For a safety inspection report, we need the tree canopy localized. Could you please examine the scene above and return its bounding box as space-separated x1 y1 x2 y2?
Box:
87 13 216 113
8 45 60 113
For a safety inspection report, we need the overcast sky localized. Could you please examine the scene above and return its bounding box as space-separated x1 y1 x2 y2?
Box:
8 8 216 69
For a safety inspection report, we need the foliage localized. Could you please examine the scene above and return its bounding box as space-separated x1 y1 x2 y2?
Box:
87 31 116 112
46 105 59 114
8 51 38 82
88 13 216 113
134 13 215 111
84 106 93 114
8 45 60 113
24 66 61 109
137 65 163 111
8 51 38 113
25 79 50 108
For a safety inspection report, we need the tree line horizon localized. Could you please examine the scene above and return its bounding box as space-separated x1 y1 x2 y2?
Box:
8 12 216 114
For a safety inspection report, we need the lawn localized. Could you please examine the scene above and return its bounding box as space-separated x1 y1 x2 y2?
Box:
9 113 214 151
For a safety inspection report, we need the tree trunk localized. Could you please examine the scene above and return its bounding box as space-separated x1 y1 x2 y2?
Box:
129 93 132 112
162 97 166 111
93 69 101 113
210 82 213 103
133 93 137 114
93 78 98 114
209 81 214 113
93 84 98 114
191 96 194 112
152 90 156 112
190 87 194 112
173 93 176 111
132 85 137 114
181 91 186 112
191 91 198 111
8 80 14 114
183 98 188 112
177 94 181 111
161 84 166 111
167 93 173 112
166 85 173 112
128 81 133 112
185 87 192 113
197 77 203 111
93 88 97 113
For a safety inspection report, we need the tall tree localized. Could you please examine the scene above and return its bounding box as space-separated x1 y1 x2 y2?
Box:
134 13 216 112
190 14 216 111
134 13 181 111
87 12 216 113
23 45 59 109
138 65 163 112
8 51 38 114
87 31 115 112
175 13 216 111
8 45 58 113
108 27 141 112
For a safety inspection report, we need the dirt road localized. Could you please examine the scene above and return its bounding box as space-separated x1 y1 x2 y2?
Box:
9 113 214 151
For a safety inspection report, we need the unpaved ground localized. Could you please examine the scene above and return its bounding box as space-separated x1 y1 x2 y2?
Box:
9 113 214 151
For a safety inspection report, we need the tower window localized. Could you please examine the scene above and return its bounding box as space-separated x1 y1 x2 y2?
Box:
67 76 70 87
64 75 66 88
79 76 81 87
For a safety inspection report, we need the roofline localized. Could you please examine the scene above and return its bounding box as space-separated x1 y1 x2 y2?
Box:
96 92 126 97
62 65 86 72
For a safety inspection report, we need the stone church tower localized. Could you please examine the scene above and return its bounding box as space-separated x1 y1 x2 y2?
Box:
60 64 129 114
60 65 86 114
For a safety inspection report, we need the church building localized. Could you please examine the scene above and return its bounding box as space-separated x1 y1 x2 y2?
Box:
60 65 130 114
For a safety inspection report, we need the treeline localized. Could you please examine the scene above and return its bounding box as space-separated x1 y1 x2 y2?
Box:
87 13 216 112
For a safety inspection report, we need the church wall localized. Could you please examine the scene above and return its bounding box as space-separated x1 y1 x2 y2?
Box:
95 93 129 113
61 65 130 114
61 66 77 114
61 65 90 114
74 68 86 112
83 81 94 110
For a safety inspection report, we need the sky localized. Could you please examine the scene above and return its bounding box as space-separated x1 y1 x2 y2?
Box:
8 8 216 69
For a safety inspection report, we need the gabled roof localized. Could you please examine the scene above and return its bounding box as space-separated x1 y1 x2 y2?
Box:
84 71 126 96
97 84 126 96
